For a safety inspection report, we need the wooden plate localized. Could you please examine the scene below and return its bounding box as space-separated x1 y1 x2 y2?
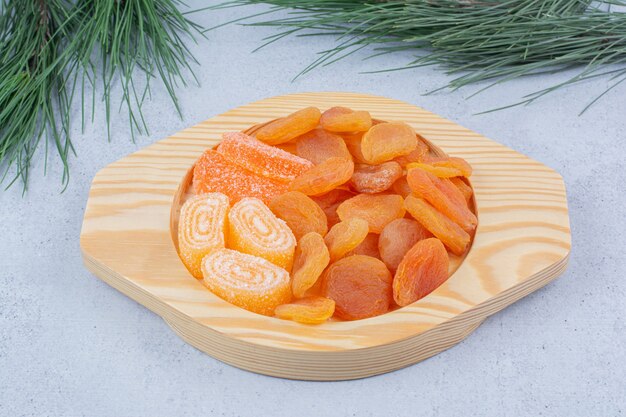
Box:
80 92 571 381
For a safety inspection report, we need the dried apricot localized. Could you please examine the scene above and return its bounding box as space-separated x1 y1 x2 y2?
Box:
275 296 336 324
341 132 369 164
324 218 369 261
311 189 355 227
218 132 313 182
391 176 412 198
345 233 380 258
436 178 469 209
228 197 297 270
406 162 463 178
322 255 393 320
336 194 405 233
295 129 351 164
407 167 477 232
450 177 474 203
291 232 330 298
394 137 430 167
431 157 473 177
404 195 470 256
320 106 372 132
289 157 354 196
255 107 321 145
270 191 328 240
393 238 449 306
378 218 432 271
193 149 287 204
350 161 403 194
361 122 417 164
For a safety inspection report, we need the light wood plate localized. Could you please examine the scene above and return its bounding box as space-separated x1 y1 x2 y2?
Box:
80 92 571 381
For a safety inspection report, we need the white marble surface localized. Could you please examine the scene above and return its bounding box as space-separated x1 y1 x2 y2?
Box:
1 3 625 416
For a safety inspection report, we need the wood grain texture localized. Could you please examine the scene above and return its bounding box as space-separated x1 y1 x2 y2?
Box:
80 92 571 380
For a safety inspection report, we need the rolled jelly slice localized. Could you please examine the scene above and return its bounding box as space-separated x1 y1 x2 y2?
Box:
202 249 291 316
193 149 287 204
217 132 313 182
228 197 297 270
177 193 230 278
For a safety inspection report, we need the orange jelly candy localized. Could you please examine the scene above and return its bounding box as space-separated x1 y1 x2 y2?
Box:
289 157 354 196
295 129 352 165
346 233 380 258
255 107 321 145
178 193 229 278
407 167 477 233
228 197 296 270
270 191 328 240
360 122 417 164
378 218 432 271
193 149 287 204
202 249 291 316
311 188 355 227
322 255 393 320
336 193 405 233
218 132 313 182
324 218 369 261
320 106 372 132
393 238 449 306
404 195 470 256
350 161 403 194
291 232 330 298
275 296 335 324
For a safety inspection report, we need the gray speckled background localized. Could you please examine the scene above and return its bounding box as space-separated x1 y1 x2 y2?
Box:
1 3 625 416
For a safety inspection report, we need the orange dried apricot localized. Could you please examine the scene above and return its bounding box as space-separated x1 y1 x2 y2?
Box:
350 161 403 194
391 176 412 198
394 137 430 167
320 106 372 132
295 129 351 165
322 255 393 320
341 132 369 164
407 167 477 232
406 162 463 178
436 178 469 209
202 249 291 316
291 232 330 298
393 238 449 306
345 233 380 258
289 157 354 196
255 107 321 145
275 296 335 324
431 157 473 177
228 197 297 270
360 122 417 164
336 193 405 233
378 218 432 271
218 132 313 182
324 218 369 261
269 191 328 240
193 149 287 204
404 195 470 256
450 177 474 203
311 188 355 227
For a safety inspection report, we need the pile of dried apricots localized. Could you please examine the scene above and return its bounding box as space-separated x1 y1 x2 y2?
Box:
177 106 477 324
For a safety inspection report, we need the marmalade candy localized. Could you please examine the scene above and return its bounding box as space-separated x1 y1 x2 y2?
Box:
228 197 297 270
255 106 321 145
269 191 328 240
320 106 372 132
404 195 470 256
178 193 229 278
324 218 369 261
291 232 330 298
336 193 405 233
393 238 449 306
275 296 335 324
218 132 313 182
360 122 417 164
202 249 291 316
379 218 432 271
193 149 287 204
350 161 403 194
289 157 354 196
295 129 352 164
322 255 393 320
